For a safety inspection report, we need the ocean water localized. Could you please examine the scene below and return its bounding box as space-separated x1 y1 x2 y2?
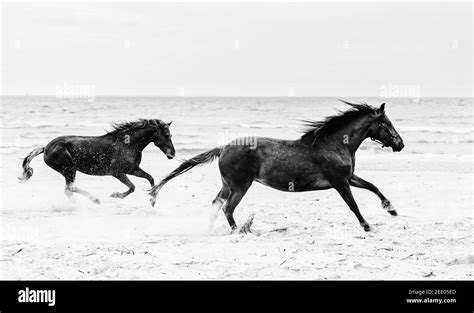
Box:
0 96 472 161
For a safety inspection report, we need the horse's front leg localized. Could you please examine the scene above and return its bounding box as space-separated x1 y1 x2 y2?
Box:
349 174 397 216
130 168 156 206
110 174 135 199
332 179 373 232
130 167 154 187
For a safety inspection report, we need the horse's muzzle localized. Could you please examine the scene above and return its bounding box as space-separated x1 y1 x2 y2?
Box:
166 153 175 159
392 141 404 152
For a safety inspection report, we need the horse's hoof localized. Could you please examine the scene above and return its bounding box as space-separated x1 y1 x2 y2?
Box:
382 200 398 216
388 210 398 216
92 198 101 204
150 197 156 207
239 227 252 234
230 227 251 235
362 223 373 232
238 213 255 234
110 192 123 199
382 200 394 210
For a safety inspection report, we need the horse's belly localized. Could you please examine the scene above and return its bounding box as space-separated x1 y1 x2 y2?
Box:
74 156 112 175
305 178 332 190
256 174 332 192
74 155 136 175
255 178 293 192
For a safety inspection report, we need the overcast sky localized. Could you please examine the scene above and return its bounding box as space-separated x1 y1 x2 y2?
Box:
1 1 472 97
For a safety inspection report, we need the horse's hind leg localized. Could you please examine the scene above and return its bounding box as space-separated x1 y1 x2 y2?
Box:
63 170 75 200
45 145 100 204
349 174 397 216
72 185 101 204
63 169 101 204
208 184 231 234
221 184 251 231
110 174 135 199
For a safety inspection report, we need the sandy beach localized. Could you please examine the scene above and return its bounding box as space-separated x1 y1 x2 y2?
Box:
1 149 472 280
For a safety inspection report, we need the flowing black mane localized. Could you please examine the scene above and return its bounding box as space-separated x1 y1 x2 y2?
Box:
301 100 378 142
107 119 165 135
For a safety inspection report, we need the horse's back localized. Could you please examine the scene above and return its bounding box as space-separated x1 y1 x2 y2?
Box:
218 137 330 191
45 135 104 155
44 135 119 174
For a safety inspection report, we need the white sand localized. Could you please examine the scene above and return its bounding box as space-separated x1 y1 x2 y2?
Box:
1 152 472 279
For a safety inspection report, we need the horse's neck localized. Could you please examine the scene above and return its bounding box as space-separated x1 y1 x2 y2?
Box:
132 128 156 150
301 116 374 153
111 128 154 151
334 116 373 153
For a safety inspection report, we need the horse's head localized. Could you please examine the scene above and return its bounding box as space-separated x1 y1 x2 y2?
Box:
151 120 175 159
368 103 404 152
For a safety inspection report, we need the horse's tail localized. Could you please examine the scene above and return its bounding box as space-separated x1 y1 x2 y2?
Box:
19 147 45 183
149 147 223 206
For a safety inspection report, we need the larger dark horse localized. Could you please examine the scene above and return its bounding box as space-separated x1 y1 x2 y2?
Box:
20 119 175 204
150 101 404 232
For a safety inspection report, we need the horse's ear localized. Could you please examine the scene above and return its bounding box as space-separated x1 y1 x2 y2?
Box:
167 121 172 127
379 103 385 113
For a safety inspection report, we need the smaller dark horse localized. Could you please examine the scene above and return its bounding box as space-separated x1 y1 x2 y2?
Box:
20 119 175 204
150 101 404 232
